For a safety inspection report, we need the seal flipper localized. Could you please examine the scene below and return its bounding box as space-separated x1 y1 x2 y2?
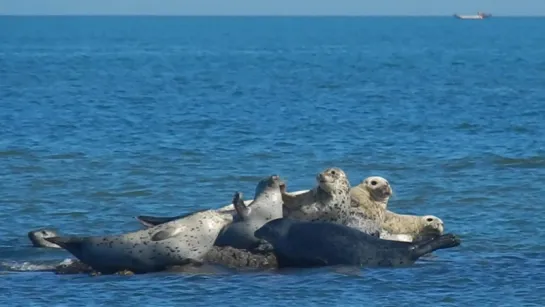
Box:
137 208 211 227
136 216 181 227
150 227 182 241
232 192 250 220
409 233 461 260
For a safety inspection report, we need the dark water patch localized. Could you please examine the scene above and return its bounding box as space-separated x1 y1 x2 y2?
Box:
88 189 154 199
491 155 545 168
8 165 46 173
0 149 38 158
43 152 87 160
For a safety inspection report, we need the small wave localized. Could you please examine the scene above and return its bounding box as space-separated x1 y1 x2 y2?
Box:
0 258 75 272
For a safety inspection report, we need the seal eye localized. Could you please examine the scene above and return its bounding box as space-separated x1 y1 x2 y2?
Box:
371 180 377 186
331 170 336 175
41 231 48 235
426 218 434 222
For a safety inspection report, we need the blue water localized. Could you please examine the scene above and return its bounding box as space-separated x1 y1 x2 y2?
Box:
1 16 544 306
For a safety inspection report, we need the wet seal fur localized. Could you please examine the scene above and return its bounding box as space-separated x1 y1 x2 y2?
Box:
254 218 461 268
28 229 62 249
380 212 445 242
214 175 284 249
44 209 233 274
281 168 381 236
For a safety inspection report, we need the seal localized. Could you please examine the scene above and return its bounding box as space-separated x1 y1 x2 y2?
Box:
281 167 352 223
214 175 284 250
254 218 461 268
281 168 380 236
380 212 445 242
348 176 393 237
136 175 284 228
28 228 62 249
44 209 234 274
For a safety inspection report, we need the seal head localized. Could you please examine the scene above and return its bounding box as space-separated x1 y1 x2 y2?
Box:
28 228 62 249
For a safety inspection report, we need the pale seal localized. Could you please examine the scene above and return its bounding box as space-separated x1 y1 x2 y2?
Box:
136 175 284 228
254 218 461 268
214 175 284 250
281 168 380 236
348 176 393 237
44 209 233 274
380 212 445 242
28 228 62 249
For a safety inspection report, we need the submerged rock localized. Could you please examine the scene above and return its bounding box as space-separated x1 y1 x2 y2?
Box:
53 245 278 275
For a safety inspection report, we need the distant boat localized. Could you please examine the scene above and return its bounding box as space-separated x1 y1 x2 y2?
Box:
453 12 492 20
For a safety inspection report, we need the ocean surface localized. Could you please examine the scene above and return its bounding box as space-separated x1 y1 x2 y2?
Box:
1 16 544 306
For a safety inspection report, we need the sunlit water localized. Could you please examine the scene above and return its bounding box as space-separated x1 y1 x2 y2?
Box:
1 16 544 306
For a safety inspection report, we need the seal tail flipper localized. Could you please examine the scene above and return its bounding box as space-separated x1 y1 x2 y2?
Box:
409 233 461 259
136 215 179 227
44 236 86 258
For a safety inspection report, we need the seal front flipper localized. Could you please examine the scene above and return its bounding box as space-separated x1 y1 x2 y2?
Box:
232 192 251 220
150 226 183 241
409 233 461 260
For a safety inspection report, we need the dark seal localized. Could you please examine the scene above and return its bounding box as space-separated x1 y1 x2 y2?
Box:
254 218 461 268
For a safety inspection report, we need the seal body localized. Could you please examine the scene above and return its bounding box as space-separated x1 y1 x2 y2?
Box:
214 175 284 250
45 209 233 274
28 228 62 248
136 175 285 228
380 212 445 242
254 218 461 268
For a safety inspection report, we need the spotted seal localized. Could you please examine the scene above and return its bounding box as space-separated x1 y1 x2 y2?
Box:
214 175 284 250
136 175 284 228
380 212 445 242
254 218 461 268
28 228 62 249
281 168 380 236
44 209 234 274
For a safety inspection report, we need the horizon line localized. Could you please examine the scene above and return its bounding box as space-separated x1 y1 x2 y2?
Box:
1 13 545 17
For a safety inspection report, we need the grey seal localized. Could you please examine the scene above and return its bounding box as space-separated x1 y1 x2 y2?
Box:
380 212 445 242
44 209 233 274
136 175 284 228
28 228 62 249
214 175 284 250
254 218 461 268
281 167 381 236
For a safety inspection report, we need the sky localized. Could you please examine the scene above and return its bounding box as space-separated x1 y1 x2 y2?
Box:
0 0 544 16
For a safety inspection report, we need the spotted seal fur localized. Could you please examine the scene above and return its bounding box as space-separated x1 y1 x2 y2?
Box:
254 218 461 268
136 175 284 228
44 209 234 274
